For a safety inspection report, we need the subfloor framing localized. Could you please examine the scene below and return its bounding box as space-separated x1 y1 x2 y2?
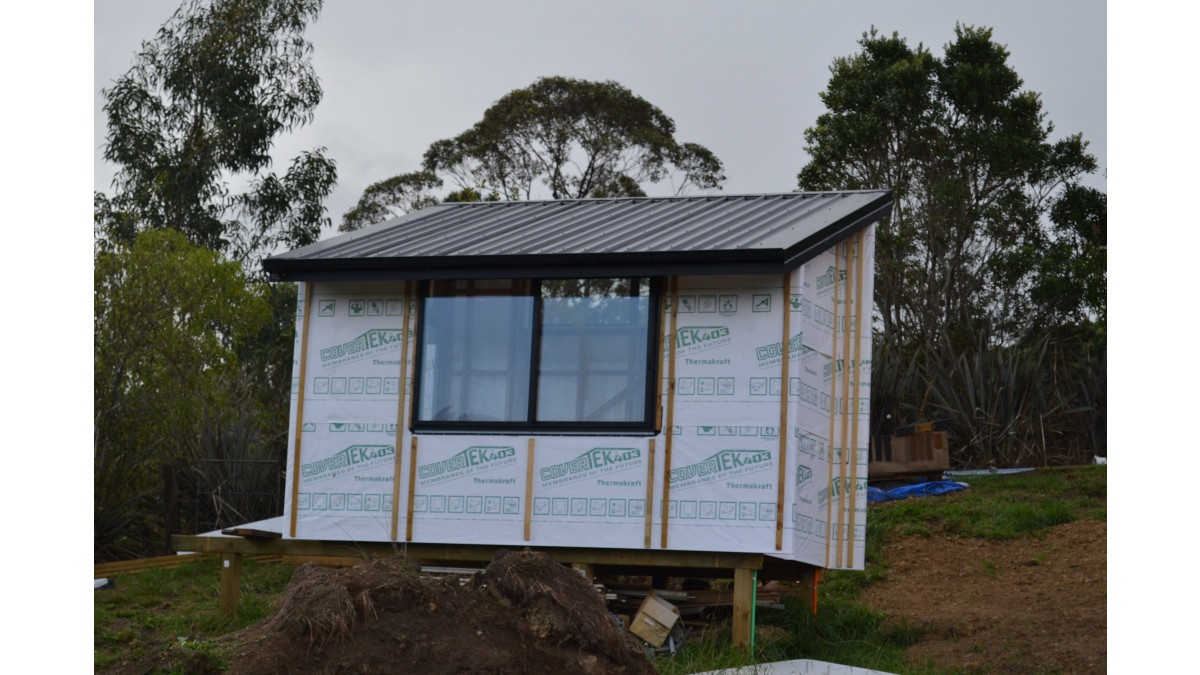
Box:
172 534 815 652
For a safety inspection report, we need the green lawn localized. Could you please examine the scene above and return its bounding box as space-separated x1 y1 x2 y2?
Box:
94 558 296 671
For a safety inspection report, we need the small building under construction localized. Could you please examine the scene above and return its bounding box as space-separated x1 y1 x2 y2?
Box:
182 191 889 647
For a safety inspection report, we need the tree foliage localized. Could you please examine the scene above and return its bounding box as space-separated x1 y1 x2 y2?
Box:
1030 184 1107 328
798 26 1102 349
97 0 336 263
340 171 443 232
94 229 272 560
95 0 335 558
800 26 1106 460
342 76 726 230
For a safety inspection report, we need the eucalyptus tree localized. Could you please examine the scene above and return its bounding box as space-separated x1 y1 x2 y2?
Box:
340 171 444 232
342 76 726 230
97 0 336 264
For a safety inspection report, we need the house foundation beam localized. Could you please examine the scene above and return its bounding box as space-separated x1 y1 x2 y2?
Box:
175 535 781 646
172 535 764 571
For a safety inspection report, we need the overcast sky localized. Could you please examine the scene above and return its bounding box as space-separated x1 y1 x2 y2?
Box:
94 0 1106 240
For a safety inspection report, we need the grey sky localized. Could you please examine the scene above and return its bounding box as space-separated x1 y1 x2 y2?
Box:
94 0 1106 239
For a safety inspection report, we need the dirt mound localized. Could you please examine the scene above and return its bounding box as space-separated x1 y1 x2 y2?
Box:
223 551 656 674
860 518 1107 673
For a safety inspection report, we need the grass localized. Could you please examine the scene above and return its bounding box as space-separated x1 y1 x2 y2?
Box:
95 466 1105 673
870 465 1106 541
653 593 926 675
94 557 296 671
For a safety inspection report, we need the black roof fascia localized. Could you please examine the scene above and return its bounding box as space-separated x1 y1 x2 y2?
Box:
782 192 893 269
264 249 784 282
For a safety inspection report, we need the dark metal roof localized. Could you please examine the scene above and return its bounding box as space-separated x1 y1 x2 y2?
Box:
263 191 892 281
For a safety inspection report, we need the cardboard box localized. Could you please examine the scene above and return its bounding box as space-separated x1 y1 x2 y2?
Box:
629 593 680 647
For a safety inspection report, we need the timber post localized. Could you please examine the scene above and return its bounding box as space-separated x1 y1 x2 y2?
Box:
732 567 755 652
219 553 243 619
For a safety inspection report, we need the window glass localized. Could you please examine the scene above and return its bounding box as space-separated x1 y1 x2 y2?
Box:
537 279 650 422
414 277 655 430
417 294 533 422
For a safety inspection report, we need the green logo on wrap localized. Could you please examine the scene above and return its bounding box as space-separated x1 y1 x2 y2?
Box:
319 329 404 367
795 379 820 408
816 266 846 290
540 447 641 488
669 449 772 491
795 464 814 505
418 446 517 486
301 445 395 484
755 333 803 368
794 433 823 457
796 464 813 486
675 325 731 355
818 477 854 507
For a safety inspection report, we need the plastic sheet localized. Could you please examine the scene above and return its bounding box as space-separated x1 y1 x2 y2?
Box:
868 481 968 503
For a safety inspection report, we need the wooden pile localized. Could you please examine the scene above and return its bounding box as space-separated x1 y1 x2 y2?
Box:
602 583 783 623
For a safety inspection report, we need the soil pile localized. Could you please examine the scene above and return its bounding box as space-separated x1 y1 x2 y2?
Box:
223 550 656 674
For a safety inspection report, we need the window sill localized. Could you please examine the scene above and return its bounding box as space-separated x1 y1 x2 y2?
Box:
409 425 660 437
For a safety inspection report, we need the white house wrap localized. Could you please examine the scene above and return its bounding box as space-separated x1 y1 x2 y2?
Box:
269 193 888 571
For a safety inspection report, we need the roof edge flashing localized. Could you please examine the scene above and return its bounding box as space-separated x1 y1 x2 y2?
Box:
783 195 892 269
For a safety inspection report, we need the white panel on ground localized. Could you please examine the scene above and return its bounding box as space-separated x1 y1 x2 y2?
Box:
690 659 896 675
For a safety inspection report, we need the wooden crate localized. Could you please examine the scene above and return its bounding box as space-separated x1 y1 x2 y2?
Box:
629 593 680 647
870 430 949 477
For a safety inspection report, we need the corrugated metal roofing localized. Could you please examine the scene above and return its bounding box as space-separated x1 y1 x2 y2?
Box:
263 191 891 281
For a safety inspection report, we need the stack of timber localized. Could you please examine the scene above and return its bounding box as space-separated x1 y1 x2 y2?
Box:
603 583 783 619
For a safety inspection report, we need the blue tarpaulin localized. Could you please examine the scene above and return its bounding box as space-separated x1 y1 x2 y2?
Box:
868 481 967 503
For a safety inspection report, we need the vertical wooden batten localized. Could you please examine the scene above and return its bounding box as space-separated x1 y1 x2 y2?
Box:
835 239 855 568
661 277 679 549
289 282 313 538
405 436 418 541
524 438 535 541
845 233 866 567
775 271 792 551
644 438 656 548
390 280 412 541
824 248 841 567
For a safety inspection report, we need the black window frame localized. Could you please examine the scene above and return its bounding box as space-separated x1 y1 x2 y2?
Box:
410 277 663 435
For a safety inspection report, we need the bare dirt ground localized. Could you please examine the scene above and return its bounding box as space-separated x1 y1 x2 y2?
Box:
860 518 1107 673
